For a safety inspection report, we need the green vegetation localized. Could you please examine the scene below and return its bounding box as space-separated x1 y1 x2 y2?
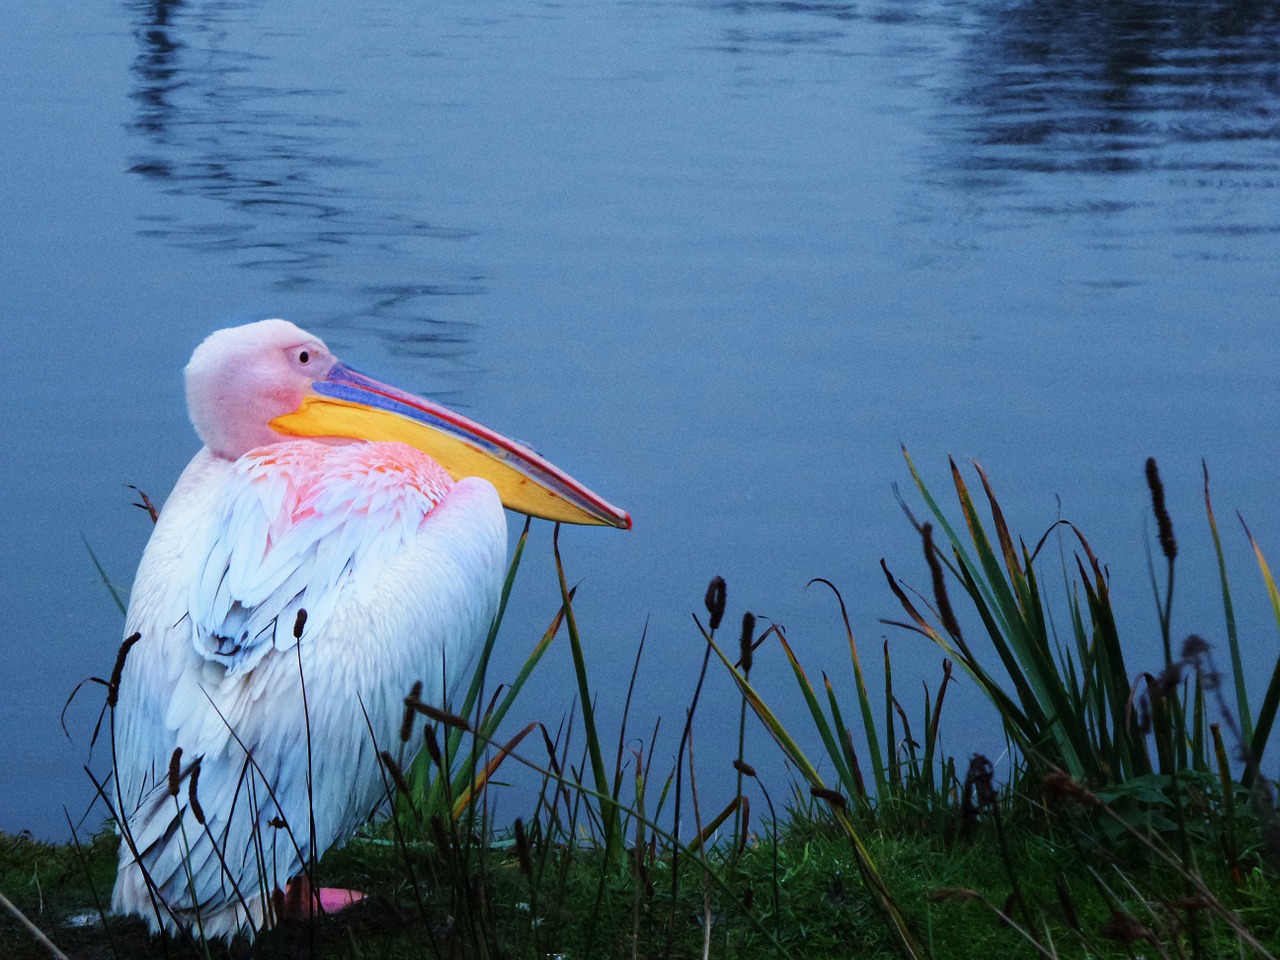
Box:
5 452 1280 959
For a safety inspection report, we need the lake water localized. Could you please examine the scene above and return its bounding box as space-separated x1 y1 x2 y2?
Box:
4 0 1280 840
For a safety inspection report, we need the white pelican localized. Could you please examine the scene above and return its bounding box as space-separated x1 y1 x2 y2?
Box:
108 319 629 939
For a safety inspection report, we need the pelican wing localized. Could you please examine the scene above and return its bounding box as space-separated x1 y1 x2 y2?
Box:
110 442 506 938
186 443 454 677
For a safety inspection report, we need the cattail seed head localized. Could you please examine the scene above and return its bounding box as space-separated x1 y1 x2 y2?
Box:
400 681 423 743
732 758 757 779
963 754 997 810
167 748 183 797
514 818 533 879
1054 879 1080 932
379 751 412 798
739 612 756 675
292 609 308 639
188 759 205 825
922 524 962 639
810 786 847 809
1145 457 1178 560
430 815 451 861
106 633 142 708
704 576 726 632
424 726 443 767
1101 910 1156 945
1041 770 1101 809
408 700 471 731
1181 634 1210 660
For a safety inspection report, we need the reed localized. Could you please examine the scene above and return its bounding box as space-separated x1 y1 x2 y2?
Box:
18 459 1280 959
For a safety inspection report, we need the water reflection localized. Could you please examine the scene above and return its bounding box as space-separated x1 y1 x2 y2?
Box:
125 0 480 361
706 0 1280 244
953 0 1280 177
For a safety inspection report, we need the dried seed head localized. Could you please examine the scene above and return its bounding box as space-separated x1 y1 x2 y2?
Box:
106 633 142 708
739 612 756 675
1145 458 1178 561
167 748 183 797
1101 910 1155 945
963 754 998 814
704 576 726 632
409 700 471 731
1054 879 1080 932
923 524 962 639
400 681 423 743
927 888 984 904
430 815 451 862
293 609 308 639
424 725 443 767
514 818 533 879
188 759 205 825
379 751 411 798
732 758 757 779
1181 634 1210 660
809 786 847 809
1042 771 1101 808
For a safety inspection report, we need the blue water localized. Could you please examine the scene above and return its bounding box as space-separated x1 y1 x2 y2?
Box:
3 0 1280 839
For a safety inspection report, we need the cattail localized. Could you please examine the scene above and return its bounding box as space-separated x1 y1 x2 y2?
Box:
1041 770 1101 809
106 633 142 707
400 681 423 743
1181 634 1210 660
513 818 533 879
845 729 867 798
430 815 451 862
379 751 412 798
742 885 754 911
167 748 183 797
188 759 205 825
1145 457 1178 560
998 892 1019 928
704 576 726 632
922 524 962 639
406 700 470 731
1054 879 1080 932
424 726 443 767
1101 910 1156 945
739 612 756 675
809 786 847 809
293 608 308 640
638 861 654 898
964 754 997 810
928 888 983 904
732 758 757 779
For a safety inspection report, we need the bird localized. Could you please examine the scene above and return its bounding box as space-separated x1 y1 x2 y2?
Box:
108 318 630 939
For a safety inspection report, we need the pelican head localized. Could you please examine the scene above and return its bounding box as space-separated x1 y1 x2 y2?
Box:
185 319 631 529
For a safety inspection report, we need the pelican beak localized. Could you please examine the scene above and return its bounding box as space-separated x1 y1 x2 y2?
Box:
269 363 632 529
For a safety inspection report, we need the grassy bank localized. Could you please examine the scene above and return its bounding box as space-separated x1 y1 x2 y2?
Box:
5 452 1280 959
5 803 1280 958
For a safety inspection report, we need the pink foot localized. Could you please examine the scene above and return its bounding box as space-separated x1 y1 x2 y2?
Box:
317 887 366 912
279 874 367 919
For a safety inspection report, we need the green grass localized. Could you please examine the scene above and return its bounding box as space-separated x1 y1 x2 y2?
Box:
6 809 1280 959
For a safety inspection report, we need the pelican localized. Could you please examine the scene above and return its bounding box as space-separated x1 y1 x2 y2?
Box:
109 319 629 939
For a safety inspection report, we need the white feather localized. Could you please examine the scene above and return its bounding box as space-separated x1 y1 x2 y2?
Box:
110 443 506 939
